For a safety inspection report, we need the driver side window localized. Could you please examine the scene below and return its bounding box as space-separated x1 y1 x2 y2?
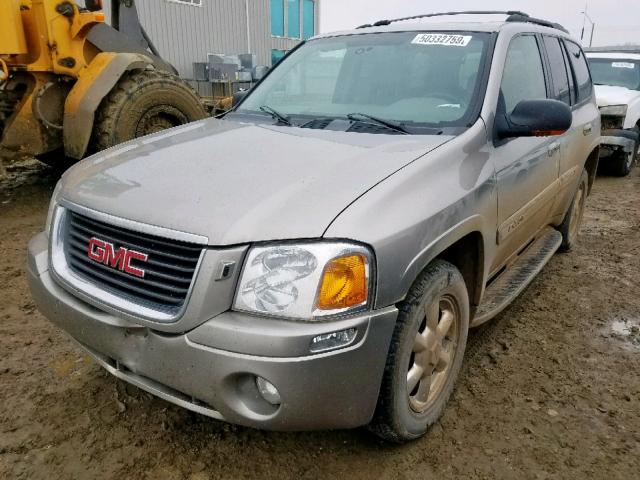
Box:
500 35 548 114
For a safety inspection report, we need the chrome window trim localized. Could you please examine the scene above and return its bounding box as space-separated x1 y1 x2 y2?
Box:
49 203 207 324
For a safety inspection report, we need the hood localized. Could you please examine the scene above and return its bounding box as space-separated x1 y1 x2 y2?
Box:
594 84 640 107
61 119 452 245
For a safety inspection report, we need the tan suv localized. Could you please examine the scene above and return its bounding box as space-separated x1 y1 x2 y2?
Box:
28 11 600 442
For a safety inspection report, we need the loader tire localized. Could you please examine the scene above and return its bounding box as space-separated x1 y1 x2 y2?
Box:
92 69 206 152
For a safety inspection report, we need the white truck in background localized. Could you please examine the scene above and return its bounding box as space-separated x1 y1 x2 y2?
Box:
586 47 640 176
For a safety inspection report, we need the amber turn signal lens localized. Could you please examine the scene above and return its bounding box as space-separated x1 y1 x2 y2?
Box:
317 255 368 311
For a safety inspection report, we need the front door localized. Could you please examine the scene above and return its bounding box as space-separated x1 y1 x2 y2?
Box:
491 34 561 272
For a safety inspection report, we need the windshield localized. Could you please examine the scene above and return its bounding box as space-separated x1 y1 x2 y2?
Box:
588 58 640 90
237 32 491 129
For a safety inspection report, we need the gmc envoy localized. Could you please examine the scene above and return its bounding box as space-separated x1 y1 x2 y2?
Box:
28 12 600 442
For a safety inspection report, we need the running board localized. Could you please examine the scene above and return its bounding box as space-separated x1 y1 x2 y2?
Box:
471 228 562 327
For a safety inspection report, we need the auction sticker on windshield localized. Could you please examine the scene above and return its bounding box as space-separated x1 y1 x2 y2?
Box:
412 34 472 47
612 62 635 69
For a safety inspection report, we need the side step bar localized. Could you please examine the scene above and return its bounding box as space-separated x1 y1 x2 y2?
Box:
471 227 562 327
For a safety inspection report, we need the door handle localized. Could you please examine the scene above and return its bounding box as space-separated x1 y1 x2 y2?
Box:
583 124 593 136
548 142 561 157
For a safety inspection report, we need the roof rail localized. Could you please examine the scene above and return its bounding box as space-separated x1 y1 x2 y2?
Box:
356 10 569 34
585 46 640 54
504 13 569 34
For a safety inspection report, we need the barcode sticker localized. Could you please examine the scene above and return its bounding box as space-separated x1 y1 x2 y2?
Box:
412 34 473 47
612 62 635 69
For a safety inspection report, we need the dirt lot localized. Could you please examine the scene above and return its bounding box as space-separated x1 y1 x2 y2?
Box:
0 159 639 480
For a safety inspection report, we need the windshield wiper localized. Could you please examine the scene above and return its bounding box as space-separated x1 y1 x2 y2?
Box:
347 113 409 134
260 105 293 126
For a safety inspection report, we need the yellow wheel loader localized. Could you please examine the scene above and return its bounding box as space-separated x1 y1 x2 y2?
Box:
0 0 207 163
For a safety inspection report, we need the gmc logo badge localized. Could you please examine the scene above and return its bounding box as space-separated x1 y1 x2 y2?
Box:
87 237 149 278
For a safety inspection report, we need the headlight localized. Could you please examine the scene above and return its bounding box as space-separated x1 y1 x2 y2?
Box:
233 242 373 320
599 105 627 117
45 180 63 233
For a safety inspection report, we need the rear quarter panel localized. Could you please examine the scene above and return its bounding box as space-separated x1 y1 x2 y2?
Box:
552 93 600 221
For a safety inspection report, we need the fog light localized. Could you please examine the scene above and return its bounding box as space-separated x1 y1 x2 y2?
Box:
310 328 357 353
255 376 281 405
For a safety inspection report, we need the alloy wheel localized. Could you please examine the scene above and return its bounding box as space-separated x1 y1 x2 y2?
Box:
407 295 460 413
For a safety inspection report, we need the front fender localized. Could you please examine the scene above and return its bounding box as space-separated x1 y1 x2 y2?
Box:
323 120 497 310
63 52 152 159
401 215 489 306
623 100 640 130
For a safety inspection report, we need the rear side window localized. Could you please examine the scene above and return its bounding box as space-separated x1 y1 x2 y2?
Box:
565 41 593 101
560 43 577 104
500 35 548 114
543 36 572 105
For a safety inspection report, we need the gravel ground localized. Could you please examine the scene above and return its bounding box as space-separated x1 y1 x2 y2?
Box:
0 160 639 480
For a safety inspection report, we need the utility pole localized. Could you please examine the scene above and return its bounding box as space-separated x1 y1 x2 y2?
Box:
580 2 587 42
581 6 596 47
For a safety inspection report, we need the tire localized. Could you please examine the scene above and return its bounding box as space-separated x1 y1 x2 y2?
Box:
609 128 638 177
92 69 207 153
558 169 589 252
610 143 636 177
370 260 470 443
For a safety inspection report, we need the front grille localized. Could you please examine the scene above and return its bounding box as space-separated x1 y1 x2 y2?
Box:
64 211 203 311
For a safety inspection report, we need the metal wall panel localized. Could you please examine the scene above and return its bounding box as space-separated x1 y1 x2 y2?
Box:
103 0 320 80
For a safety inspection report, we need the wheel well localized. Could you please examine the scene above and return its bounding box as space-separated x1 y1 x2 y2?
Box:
436 232 484 307
584 147 599 195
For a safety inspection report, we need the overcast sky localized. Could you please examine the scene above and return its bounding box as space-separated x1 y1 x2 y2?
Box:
319 0 640 47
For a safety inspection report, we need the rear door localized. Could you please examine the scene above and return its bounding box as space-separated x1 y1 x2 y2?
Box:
491 34 561 272
540 35 582 218
551 40 600 217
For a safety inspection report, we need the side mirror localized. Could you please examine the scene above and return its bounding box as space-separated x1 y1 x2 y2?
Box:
232 89 249 107
496 99 572 139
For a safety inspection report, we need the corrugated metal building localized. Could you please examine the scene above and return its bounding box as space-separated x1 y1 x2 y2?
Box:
102 0 320 79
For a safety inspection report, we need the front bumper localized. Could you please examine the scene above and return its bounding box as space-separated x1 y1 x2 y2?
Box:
600 129 639 155
27 232 398 431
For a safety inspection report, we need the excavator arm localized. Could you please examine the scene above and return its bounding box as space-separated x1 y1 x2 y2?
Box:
85 0 177 74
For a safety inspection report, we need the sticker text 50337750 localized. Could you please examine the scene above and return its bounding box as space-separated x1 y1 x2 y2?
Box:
412 34 473 47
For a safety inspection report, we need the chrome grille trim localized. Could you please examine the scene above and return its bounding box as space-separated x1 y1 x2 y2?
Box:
66 211 200 307
59 199 208 245
49 202 207 323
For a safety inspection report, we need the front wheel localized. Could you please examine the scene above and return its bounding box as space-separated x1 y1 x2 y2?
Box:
370 260 469 443
611 138 638 177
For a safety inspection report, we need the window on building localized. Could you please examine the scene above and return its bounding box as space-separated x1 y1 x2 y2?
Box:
287 0 300 39
303 0 315 39
271 0 285 37
565 41 593 102
271 49 287 66
543 36 572 105
169 0 202 6
500 35 548 114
